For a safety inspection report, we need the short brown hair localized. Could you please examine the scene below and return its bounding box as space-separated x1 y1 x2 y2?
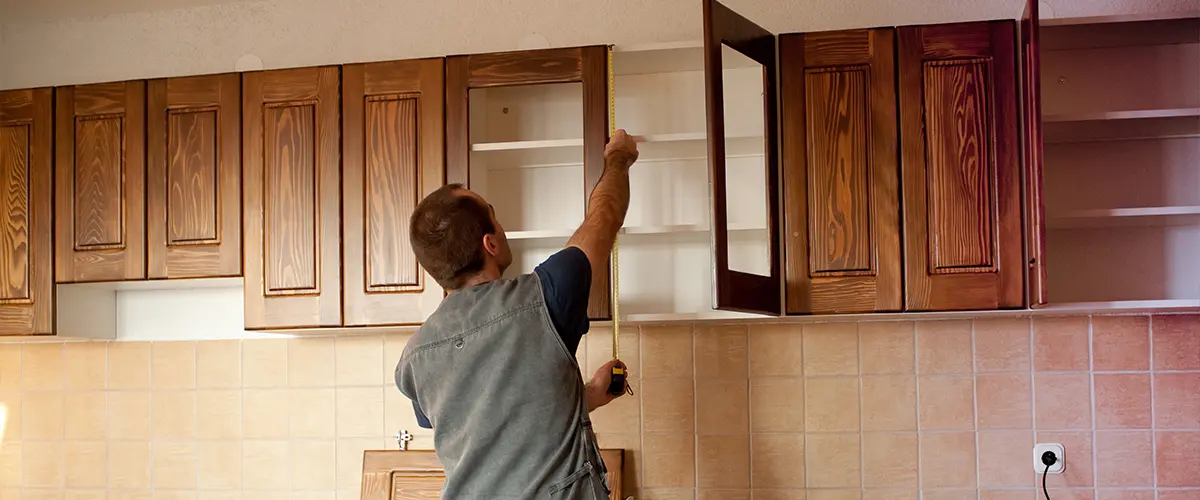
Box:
409 184 496 289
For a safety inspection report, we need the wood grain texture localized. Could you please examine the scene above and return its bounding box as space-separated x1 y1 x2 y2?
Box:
1022 0 1048 307
243 66 341 329
444 47 611 320
704 0 781 315
923 59 995 271
55 81 146 283
781 28 902 315
73 116 124 249
898 21 1023 311
0 88 53 335
147 73 242 279
343 57 445 327
263 103 318 293
361 449 625 500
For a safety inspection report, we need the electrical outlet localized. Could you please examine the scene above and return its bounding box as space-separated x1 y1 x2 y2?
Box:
1034 443 1065 474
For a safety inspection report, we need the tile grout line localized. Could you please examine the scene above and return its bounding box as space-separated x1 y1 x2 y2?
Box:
914 322 923 500
1029 316 1039 498
856 323 865 496
1088 315 1098 494
971 319 981 499
1149 316 1158 500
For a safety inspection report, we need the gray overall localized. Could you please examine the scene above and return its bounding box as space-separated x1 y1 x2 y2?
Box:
395 273 609 499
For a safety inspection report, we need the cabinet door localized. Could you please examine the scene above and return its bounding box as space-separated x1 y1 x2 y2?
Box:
243 67 342 329
147 74 241 279
0 88 54 335
1021 0 1048 307
446 46 610 320
703 0 782 315
898 22 1023 311
343 58 445 326
780 29 902 314
55 81 146 282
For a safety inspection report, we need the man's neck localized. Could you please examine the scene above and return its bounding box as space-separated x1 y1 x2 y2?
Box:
448 268 502 294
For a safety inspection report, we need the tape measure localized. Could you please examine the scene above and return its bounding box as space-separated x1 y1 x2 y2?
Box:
606 45 632 397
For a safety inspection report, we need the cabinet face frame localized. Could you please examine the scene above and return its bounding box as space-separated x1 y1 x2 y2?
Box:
779 28 903 315
55 81 147 283
342 58 446 326
0 88 55 335
445 46 611 320
703 0 783 315
242 66 342 329
147 73 243 279
1021 0 1048 308
897 21 1025 311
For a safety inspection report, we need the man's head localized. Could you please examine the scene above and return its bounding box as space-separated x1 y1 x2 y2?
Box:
409 184 512 290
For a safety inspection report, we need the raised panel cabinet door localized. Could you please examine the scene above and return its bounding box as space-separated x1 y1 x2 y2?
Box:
1022 0 1048 307
343 58 445 326
243 67 342 329
55 81 146 282
0 88 54 335
446 46 611 320
147 74 242 279
898 22 1024 311
703 0 782 315
780 28 902 314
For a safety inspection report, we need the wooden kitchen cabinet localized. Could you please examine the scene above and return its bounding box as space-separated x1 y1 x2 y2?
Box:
898 22 1024 311
147 74 242 279
446 46 611 320
0 88 55 335
56 81 146 283
779 28 902 314
342 58 446 326
242 66 342 329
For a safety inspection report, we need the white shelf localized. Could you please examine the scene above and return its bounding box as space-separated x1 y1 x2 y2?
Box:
507 224 767 241
1040 11 1199 27
472 132 764 152
471 138 583 151
1044 108 1200 123
1055 206 1200 218
1050 206 1200 229
1039 299 1200 313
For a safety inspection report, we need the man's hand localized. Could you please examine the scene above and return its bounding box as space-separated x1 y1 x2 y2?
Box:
585 359 630 412
604 129 639 167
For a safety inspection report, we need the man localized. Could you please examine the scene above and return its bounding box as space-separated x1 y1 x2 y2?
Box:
394 129 640 499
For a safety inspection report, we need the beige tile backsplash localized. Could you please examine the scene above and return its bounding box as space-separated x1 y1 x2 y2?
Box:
2 314 1200 498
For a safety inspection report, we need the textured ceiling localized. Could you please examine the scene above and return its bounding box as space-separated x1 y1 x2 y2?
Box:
1 0 1197 89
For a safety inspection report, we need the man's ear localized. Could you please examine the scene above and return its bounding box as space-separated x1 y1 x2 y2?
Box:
482 233 501 257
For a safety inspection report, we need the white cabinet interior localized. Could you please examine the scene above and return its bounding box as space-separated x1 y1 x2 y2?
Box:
466 43 775 321
1041 14 1200 308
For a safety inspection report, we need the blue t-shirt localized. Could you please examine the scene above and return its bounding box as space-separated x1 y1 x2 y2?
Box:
410 247 592 428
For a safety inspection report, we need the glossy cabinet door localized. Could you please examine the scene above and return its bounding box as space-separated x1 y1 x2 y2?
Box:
898 22 1024 311
243 67 342 329
1021 0 1048 308
342 58 445 326
55 81 146 283
702 0 783 316
147 74 242 279
780 28 902 314
0 88 54 335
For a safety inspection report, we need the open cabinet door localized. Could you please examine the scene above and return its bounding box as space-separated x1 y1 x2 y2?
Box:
1022 0 1048 308
703 0 782 315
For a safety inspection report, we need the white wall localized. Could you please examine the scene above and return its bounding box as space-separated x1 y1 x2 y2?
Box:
3 0 1193 90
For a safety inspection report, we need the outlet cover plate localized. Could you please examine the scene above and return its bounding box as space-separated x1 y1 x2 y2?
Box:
1034 443 1065 474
